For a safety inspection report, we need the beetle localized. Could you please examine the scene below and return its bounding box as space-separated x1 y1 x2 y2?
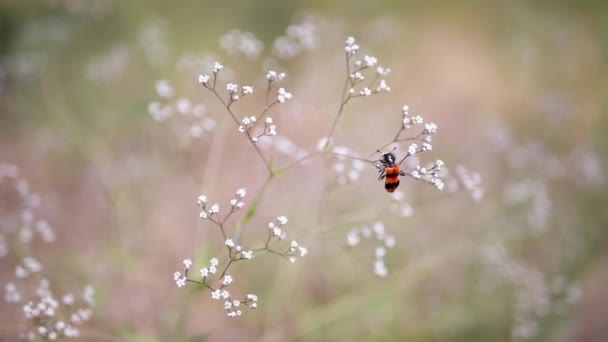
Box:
377 148 406 193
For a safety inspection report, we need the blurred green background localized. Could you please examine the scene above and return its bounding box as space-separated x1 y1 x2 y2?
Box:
1 0 607 341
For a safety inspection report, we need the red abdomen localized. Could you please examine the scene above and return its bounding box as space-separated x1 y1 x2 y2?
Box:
384 165 400 193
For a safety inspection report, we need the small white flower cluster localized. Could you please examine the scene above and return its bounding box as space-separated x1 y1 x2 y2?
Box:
19 279 94 340
345 36 360 56
262 117 277 137
276 87 292 103
0 164 55 253
401 105 427 133
410 160 446 191
174 257 220 288
331 146 366 186
265 216 308 263
266 70 286 82
1 166 95 339
15 257 43 279
199 257 220 278
231 188 246 209
226 82 255 103
198 188 247 221
273 22 318 59
197 194 219 219
213 275 259 318
238 116 257 133
219 30 264 59
268 216 289 239
239 116 277 143
344 37 391 97
455 165 484 202
225 238 254 261
346 222 395 277
197 61 224 88
388 190 414 218
149 80 216 139
287 240 308 263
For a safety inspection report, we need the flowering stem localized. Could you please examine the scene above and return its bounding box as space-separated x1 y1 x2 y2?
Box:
209 87 272 175
234 174 273 243
253 100 278 129
326 52 352 143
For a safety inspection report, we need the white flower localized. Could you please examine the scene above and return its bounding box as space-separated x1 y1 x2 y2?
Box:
242 250 253 259
235 188 246 199
227 83 238 93
348 88 355 95
425 122 438 134
200 268 209 277
222 275 234 286
266 70 286 81
402 105 410 113
288 257 296 263
23 258 42 272
412 115 423 124
376 66 391 76
199 211 208 219
209 204 220 214
373 260 388 277
272 227 282 237
376 79 391 92
225 239 235 248
15 265 28 279
242 86 253 94
213 61 223 73
385 235 396 248
430 178 445 191
61 293 74 305
155 80 173 98
290 240 298 249
347 229 360 246
422 143 432 151
360 87 371 96
350 72 364 82
277 88 292 103
183 259 192 269
210 258 219 267
175 276 186 288
221 290 230 299
55 321 66 331
345 36 359 54
408 143 418 155
436 159 444 167
198 73 210 85
211 290 221 300
277 216 288 225
298 246 308 257
363 55 378 67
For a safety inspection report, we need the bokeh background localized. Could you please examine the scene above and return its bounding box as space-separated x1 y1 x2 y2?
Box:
1 0 607 341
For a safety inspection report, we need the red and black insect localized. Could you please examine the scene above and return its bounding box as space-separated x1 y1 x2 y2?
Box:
377 149 406 193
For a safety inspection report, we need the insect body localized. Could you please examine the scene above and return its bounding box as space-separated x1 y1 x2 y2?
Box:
378 151 406 193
